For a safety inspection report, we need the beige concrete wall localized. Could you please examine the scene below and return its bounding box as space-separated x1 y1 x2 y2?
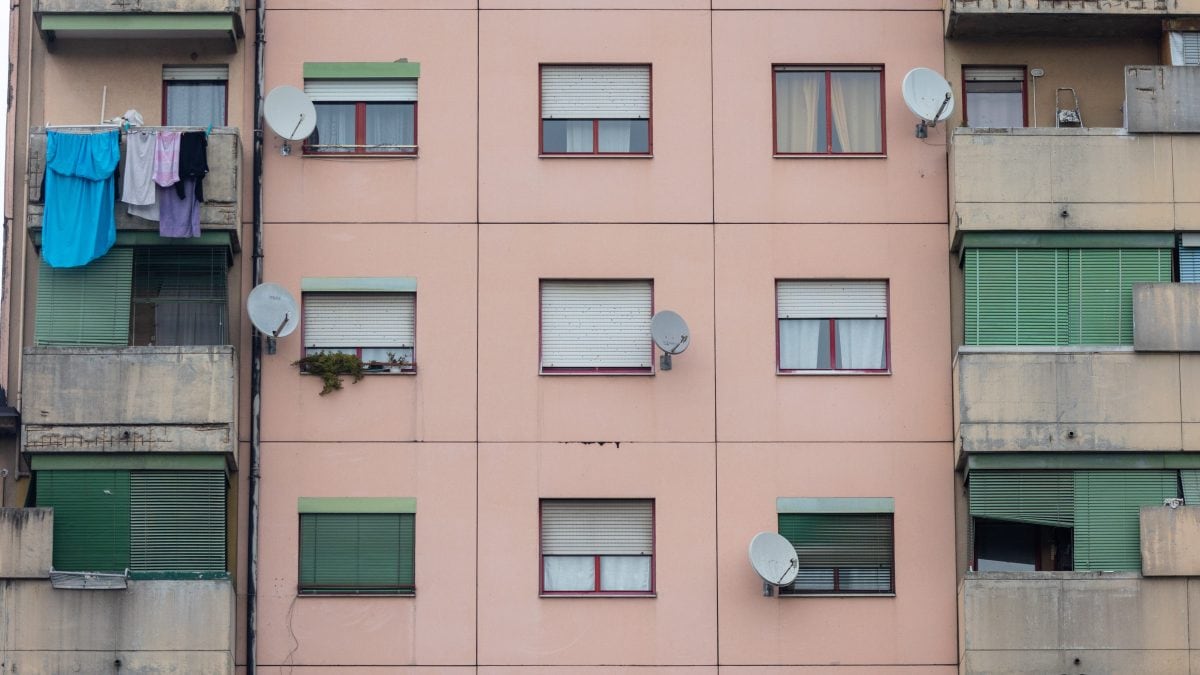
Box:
0 508 52 579
1134 283 1200 352
1142 506 1200 576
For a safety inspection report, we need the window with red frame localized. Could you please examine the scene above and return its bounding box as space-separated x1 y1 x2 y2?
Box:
774 65 883 155
540 65 651 155
304 79 417 155
540 280 653 374
777 280 888 372
302 292 415 372
541 499 654 595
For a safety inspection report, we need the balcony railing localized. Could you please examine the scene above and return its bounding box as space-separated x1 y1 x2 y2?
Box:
946 0 1171 37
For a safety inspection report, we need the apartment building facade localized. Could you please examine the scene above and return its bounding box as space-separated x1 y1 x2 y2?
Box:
0 2 959 674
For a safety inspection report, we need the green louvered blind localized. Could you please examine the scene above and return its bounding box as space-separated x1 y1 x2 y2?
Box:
130 471 226 573
1074 470 1179 572
35 248 133 346
778 513 893 594
37 470 131 572
968 470 1074 528
1182 470 1200 505
964 247 1171 346
299 513 415 594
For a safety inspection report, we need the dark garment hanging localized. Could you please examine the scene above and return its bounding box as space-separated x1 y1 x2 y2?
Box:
175 131 208 203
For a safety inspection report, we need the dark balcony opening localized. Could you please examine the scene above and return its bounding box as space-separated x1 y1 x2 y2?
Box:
975 518 1073 572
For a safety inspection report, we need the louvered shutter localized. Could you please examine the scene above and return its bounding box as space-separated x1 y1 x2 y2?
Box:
778 513 893 592
1067 248 1171 345
541 500 653 556
964 248 1069 346
1171 32 1200 66
303 293 415 349
1183 470 1200 505
1180 248 1200 283
541 66 650 119
37 470 131 572
305 80 417 102
130 471 226 573
1074 470 1178 572
964 67 1024 82
163 65 228 81
968 470 1074 528
36 248 133 346
776 280 887 319
540 281 652 369
299 513 415 592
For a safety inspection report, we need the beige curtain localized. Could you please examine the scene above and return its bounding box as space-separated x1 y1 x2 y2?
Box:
830 72 882 153
776 72 823 153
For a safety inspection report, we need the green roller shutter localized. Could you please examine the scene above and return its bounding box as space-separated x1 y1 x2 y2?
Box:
37 470 131 572
1067 249 1171 345
130 471 226 573
1074 470 1178 571
964 248 1068 346
299 513 415 594
1182 470 1200 505
35 248 133 346
778 513 893 593
968 470 1074 528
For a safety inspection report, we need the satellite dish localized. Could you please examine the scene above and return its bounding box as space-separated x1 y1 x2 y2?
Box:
247 282 299 341
749 531 799 596
264 85 317 154
651 310 690 371
902 67 955 138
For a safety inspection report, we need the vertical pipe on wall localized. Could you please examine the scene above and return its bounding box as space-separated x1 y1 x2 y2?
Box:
247 0 266 670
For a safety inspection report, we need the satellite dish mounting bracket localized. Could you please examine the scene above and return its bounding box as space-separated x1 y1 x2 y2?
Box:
916 92 952 139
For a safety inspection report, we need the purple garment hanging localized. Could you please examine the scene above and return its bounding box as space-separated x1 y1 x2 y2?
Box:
158 179 200 238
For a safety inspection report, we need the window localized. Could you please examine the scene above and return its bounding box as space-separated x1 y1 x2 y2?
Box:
540 280 653 374
1169 32 1200 66
302 285 416 372
36 246 230 347
36 468 227 576
963 67 1025 128
969 470 1184 572
777 280 888 372
163 66 228 127
964 246 1172 346
298 498 415 595
773 65 883 155
540 499 654 595
303 62 419 155
1180 234 1200 282
777 498 895 595
540 65 651 155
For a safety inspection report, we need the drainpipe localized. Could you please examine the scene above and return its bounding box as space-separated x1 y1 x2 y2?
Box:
247 0 266 670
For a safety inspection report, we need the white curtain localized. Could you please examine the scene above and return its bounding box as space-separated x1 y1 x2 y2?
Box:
365 103 415 153
776 72 823 153
835 319 886 369
967 92 1024 128
830 72 882 153
155 302 226 346
165 82 225 127
779 319 824 369
598 120 633 153
599 555 651 591
313 103 356 152
565 121 592 152
544 555 595 591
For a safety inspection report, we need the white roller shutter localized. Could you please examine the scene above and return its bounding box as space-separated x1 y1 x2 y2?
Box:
305 79 418 102
303 293 415 348
541 280 652 369
964 67 1024 82
541 500 654 556
541 65 650 119
777 281 888 319
163 65 229 81
1170 32 1200 66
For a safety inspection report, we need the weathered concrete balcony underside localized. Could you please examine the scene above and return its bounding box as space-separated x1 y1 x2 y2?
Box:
944 0 1187 37
27 128 241 250
20 346 237 464
35 0 242 44
959 572 1200 674
950 127 1200 245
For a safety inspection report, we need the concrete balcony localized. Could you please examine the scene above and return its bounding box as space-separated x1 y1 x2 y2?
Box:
950 128 1200 243
27 127 241 250
20 346 237 463
35 0 242 45
953 349 1200 462
944 0 1181 38
959 572 1198 674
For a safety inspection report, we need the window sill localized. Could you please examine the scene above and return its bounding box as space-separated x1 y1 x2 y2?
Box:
777 369 891 376
539 154 653 159
540 369 655 377
540 593 656 598
957 345 1135 355
301 153 419 160
778 592 896 598
298 591 416 597
774 154 887 160
300 369 417 377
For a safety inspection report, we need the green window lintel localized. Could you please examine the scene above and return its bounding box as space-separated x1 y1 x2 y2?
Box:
961 231 1175 250
32 231 233 257
299 497 416 514
31 454 227 472
301 277 416 293
967 452 1200 472
41 14 235 33
777 497 895 514
303 62 420 80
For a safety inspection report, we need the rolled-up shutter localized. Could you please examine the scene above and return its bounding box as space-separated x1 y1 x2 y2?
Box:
1074 470 1178 572
968 470 1074 528
964 67 1024 82
541 500 653 555
299 513 415 593
303 293 415 349
130 471 226 573
540 280 652 369
541 66 650 120
776 280 887 319
163 65 228 81
37 470 131 573
305 80 417 102
36 248 133 346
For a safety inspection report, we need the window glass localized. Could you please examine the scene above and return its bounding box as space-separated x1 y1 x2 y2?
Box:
542 119 593 153
165 81 226 127
311 102 356 154
829 71 882 153
964 67 1025 128
774 67 882 154
131 247 229 347
365 103 415 153
775 71 826 153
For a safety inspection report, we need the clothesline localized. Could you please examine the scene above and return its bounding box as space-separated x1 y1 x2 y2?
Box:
40 124 216 137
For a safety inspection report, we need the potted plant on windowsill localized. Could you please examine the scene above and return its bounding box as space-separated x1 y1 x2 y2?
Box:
364 351 410 374
293 351 365 395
